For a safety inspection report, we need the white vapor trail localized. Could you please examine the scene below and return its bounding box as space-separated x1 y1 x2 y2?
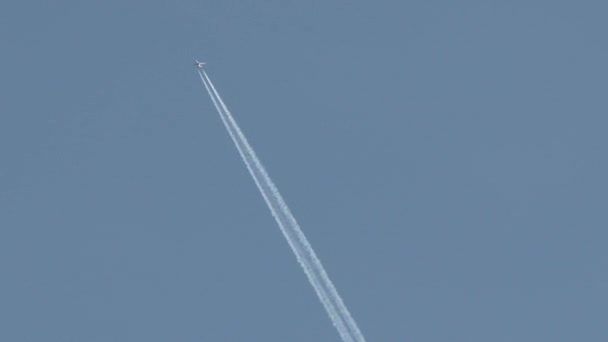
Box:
196 69 366 342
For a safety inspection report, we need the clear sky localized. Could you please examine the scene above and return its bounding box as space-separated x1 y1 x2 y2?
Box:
1 1 607 341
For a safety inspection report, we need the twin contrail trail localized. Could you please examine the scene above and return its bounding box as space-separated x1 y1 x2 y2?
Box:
196 69 366 342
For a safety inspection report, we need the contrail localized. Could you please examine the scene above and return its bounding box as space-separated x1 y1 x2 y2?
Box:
196 69 366 342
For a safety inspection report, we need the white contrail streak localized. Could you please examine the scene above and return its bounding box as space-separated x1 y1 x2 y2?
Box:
196 69 366 342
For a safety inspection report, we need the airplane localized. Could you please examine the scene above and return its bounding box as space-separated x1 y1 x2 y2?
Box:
193 60 206 68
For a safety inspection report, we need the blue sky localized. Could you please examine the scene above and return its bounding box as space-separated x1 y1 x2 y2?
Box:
1 1 607 341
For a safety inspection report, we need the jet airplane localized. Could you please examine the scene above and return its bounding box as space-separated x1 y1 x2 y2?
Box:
193 60 206 68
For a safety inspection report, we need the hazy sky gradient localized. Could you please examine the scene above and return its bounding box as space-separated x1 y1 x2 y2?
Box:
1 1 607 341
